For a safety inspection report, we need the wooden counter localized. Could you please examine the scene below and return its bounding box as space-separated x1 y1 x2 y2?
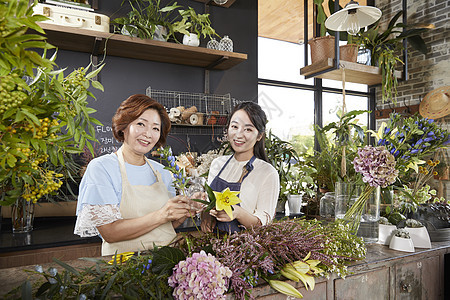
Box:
1 240 448 299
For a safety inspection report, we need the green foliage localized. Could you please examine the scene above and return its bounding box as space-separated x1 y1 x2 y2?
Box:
302 110 367 192
6 247 184 299
0 0 103 205
112 1 219 43
176 7 220 39
374 113 449 175
265 130 300 203
356 11 433 103
112 0 181 41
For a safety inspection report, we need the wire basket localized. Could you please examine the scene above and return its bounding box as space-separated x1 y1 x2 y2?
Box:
146 87 232 126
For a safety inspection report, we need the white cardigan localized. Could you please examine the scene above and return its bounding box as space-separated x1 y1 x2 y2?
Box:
207 155 280 225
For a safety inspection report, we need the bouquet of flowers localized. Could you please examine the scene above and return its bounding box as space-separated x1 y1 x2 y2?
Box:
373 113 449 174
345 145 399 232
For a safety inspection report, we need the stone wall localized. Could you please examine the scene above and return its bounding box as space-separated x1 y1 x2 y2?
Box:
375 0 450 199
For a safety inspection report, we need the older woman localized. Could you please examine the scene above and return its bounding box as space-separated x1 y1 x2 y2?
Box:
75 94 196 255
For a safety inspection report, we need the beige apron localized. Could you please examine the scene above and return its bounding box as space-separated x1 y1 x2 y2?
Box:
102 147 177 256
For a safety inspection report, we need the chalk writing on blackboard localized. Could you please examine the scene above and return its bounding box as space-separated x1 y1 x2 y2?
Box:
93 123 122 156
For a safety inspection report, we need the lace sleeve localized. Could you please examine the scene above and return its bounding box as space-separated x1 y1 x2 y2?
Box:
74 204 122 237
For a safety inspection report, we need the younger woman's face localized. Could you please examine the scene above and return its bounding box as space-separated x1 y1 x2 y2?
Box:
227 109 261 161
123 109 161 156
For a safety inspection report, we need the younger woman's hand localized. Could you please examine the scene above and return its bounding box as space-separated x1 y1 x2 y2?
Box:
209 205 242 222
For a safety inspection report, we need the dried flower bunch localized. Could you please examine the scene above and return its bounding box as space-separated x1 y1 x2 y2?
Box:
183 219 366 299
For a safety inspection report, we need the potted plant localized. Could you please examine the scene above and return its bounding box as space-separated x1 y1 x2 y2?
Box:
389 228 415 252
175 7 220 46
285 163 315 215
310 0 359 64
0 0 103 232
112 0 181 41
264 130 300 213
356 11 434 103
404 219 431 248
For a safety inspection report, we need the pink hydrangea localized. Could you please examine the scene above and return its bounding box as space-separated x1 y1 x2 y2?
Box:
352 145 398 188
168 250 232 300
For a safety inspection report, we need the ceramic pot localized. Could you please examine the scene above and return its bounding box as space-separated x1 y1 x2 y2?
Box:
405 227 432 249
183 33 200 47
378 224 397 245
308 36 358 64
389 235 415 252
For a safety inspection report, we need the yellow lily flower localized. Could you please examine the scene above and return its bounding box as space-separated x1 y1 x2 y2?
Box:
269 280 303 298
367 122 387 142
107 251 134 265
213 187 241 219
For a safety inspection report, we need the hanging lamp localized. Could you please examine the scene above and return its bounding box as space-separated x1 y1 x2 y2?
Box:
325 0 382 35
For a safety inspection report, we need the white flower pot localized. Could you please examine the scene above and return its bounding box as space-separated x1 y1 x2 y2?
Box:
183 33 200 47
405 227 432 249
378 224 397 245
389 235 415 253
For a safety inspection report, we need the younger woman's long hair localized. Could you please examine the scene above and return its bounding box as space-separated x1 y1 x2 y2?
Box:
226 101 269 162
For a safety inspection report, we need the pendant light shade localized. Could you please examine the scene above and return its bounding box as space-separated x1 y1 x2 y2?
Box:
325 1 382 35
213 0 228 5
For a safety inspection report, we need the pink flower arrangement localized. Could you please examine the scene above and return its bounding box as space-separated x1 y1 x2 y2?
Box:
168 250 232 300
352 145 398 188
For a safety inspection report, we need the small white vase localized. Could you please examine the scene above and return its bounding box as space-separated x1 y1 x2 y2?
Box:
183 33 200 47
389 235 415 253
378 224 397 245
405 227 432 249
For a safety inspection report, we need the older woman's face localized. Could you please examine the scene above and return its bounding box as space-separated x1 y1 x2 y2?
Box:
123 109 161 156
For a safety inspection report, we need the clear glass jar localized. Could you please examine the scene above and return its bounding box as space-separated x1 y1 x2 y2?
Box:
320 192 335 220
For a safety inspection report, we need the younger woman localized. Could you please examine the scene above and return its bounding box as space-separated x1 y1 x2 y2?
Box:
203 101 280 233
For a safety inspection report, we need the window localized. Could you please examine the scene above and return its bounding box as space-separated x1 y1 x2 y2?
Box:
258 37 371 152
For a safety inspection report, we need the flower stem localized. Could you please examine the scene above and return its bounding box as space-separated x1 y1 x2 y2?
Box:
344 185 376 233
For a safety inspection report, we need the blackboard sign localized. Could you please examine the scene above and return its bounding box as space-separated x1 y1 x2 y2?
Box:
93 123 122 156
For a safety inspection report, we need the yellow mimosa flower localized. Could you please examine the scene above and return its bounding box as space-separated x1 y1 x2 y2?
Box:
213 188 241 219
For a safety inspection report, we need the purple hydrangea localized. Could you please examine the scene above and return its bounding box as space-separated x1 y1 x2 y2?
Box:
352 145 398 188
168 250 232 300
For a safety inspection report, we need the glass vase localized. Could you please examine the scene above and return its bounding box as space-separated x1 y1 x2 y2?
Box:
356 186 381 243
320 192 335 220
11 198 35 233
334 182 361 220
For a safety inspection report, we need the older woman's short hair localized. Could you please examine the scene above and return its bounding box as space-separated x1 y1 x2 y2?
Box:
112 94 170 147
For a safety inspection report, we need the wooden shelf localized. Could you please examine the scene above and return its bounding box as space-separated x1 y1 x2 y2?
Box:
192 0 236 8
37 23 247 70
300 58 402 86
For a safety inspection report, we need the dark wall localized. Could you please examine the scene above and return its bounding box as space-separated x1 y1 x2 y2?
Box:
51 0 257 155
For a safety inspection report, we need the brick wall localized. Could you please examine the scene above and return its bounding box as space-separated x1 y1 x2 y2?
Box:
375 0 450 199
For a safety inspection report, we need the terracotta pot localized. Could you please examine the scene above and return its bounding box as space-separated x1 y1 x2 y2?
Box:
308 36 358 63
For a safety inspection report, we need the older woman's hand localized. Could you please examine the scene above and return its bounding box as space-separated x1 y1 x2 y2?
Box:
161 195 192 222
